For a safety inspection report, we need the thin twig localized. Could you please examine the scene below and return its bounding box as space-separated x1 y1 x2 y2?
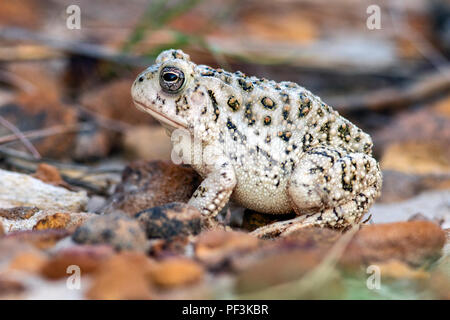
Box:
75 104 132 132
0 27 151 66
0 68 36 93
389 1 450 74
0 146 123 174
0 123 89 145
331 66 450 113
0 115 41 159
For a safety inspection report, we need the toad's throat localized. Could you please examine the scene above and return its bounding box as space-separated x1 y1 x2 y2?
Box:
133 100 187 130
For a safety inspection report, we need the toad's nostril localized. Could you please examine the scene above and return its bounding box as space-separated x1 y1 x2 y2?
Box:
138 76 144 82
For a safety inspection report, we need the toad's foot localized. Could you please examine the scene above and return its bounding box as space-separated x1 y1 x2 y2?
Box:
188 154 236 219
251 198 368 238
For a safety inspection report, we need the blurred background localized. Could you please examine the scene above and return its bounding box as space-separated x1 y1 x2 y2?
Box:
0 0 448 301
0 0 449 221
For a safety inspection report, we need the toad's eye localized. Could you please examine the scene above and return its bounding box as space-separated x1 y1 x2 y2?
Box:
160 66 185 93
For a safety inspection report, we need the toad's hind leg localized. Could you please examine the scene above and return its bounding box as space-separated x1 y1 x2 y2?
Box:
251 146 382 238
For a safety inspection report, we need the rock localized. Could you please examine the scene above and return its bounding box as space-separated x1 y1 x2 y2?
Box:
195 230 261 267
37 212 93 232
0 169 88 211
341 221 446 267
41 245 114 279
86 252 155 300
1 209 94 234
150 258 204 288
0 207 39 220
33 213 71 231
122 125 172 161
136 202 201 239
369 189 450 229
379 170 450 203
4 229 71 250
102 161 201 217
72 213 148 252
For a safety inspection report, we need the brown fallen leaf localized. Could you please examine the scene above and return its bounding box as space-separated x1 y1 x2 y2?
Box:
8 251 48 274
235 249 327 295
0 275 25 299
86 252 155 300
341 221 446 268
376 260 429 280
150 258 204 289
41 245 114 279
32 163 69 188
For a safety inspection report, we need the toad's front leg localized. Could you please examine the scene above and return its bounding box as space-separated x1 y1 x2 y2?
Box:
188 155 236 227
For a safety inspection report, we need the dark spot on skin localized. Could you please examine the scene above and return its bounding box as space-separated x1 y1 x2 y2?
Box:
298 100 311 117
310 150 335 164
226 118 246 143
310 166 324 174
238 78 253 92
338 123 351 142
265 135 271 144
261 97 276 110
201 71 215 77
227 96 240 111
317 108 324 117
302 133 313 151
263 116 272 126
138 76 144 82
320 122 331 141
341 162 353 192
278 131 292 142
282 106 290 120
280 92 290 103
244 103 255 126
207 90 220 121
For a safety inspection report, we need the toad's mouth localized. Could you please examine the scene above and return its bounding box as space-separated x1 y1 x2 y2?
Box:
133 100 187 130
